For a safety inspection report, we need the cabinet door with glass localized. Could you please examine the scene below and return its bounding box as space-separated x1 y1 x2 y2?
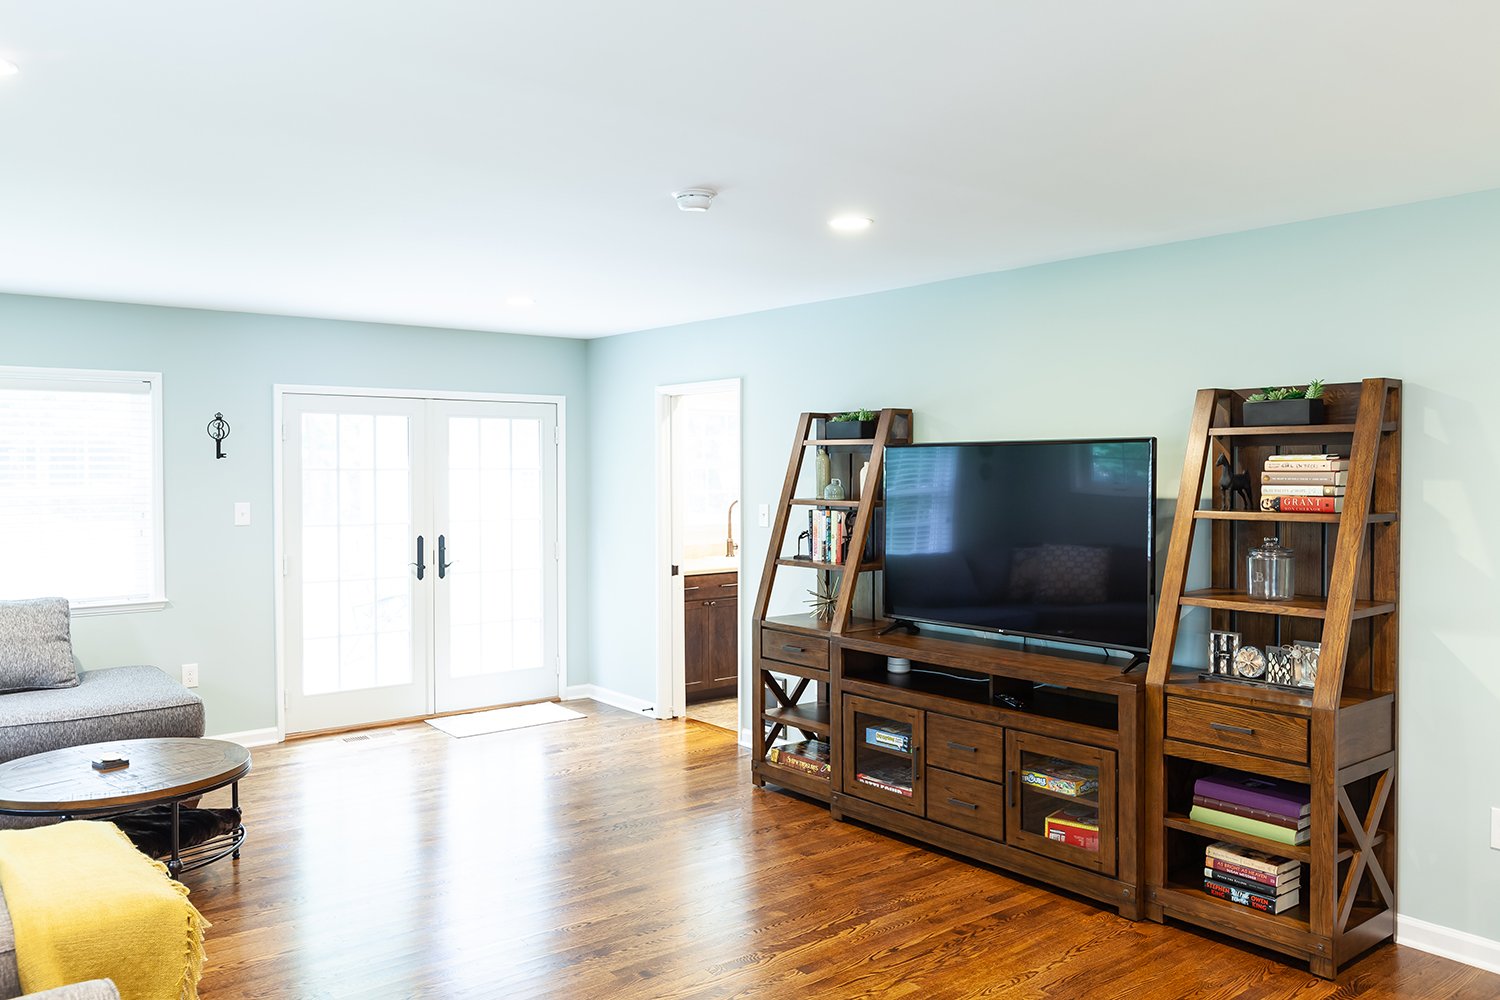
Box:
842 695 924 816
1005 731 1116 875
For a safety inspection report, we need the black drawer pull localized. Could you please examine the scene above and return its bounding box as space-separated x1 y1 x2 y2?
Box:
1008 770 1016 808
781 645 805 653
946 741 978 753
1210 722 1255 736
947 797 978 810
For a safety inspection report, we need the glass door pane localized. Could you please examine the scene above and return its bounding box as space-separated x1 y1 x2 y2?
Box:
284 395 429 733
1005 731 1116 875
842 695 923 816
433 400 558 712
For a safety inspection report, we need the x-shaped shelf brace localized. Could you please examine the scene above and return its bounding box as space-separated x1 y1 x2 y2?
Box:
761 672 819 746
1336 762 1395 933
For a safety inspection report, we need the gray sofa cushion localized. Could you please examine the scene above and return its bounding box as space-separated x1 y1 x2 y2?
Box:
0 666 205 766
0 601 77 695
24 983 119 1000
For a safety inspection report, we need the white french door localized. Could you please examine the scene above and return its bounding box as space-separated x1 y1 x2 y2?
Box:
281 392 559 734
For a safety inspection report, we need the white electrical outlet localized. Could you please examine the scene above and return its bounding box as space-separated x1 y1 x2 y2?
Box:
1492 807 1500 850
234 502 251 526
181 663 199 688
758 503 769 527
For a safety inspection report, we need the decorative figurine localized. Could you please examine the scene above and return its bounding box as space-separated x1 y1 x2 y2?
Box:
1216 454 1252 511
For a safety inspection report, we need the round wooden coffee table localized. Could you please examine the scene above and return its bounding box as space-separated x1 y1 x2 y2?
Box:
0 737 250 877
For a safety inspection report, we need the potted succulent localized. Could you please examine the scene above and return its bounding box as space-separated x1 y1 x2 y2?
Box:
1243 380 1325 426
825 408 878 439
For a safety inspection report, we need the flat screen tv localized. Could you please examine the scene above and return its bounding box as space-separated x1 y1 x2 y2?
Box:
882 438 1156 654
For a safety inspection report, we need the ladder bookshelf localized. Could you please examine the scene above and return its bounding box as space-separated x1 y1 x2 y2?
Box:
749 409 912 798
1144 378 1400 978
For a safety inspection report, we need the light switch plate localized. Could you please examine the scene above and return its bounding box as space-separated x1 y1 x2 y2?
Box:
181 663 199 688
234 502 251 526
758 503 769 527
1492 807 1500 850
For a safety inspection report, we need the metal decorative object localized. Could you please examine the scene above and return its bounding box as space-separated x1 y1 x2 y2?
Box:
1215 454 1252 511
1209 630 1241 676
806 576 839 621
1294 641 1321 688
1264 646 1296 686
207 412 231 459
1233 645 1266 679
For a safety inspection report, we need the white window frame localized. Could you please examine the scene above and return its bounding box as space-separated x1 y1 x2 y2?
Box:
0 366 167 616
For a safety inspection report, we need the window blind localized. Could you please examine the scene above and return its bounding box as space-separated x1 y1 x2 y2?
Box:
0 373 161 608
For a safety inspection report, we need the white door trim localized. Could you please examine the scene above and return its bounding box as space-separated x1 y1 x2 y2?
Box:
653 378 741 724
273 383 568 741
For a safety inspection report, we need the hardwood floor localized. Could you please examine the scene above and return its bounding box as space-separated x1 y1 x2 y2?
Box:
183 702 1497 999
686 695 739 734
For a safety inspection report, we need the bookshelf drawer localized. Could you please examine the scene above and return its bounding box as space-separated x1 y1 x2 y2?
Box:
1166 697 1308 764
926 714 1006 782
761 628 829 671
927 768 1005 840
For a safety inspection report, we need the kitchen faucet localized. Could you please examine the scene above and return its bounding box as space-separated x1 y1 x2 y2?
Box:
726 499 739 557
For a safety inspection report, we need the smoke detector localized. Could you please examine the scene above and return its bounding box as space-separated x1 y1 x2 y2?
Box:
673 188 716 212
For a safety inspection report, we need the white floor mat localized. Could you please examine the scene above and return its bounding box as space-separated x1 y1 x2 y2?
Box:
425 701 586 738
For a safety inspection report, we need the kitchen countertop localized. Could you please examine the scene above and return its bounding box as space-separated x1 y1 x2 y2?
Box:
682 559 739 576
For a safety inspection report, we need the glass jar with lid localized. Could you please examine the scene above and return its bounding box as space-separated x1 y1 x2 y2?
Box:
1247 537 1295 601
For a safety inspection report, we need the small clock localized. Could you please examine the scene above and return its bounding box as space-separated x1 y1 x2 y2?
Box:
1233 645 1266 679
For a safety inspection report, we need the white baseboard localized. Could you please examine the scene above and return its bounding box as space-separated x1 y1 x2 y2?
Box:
1398 914 1500 974
208 726 283 748
562 684 656 716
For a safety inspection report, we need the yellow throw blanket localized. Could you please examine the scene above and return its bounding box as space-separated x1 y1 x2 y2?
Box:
0 821 209 1000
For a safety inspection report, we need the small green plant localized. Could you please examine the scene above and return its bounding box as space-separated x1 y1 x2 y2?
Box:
833 408 876 422
1247 380 1325 403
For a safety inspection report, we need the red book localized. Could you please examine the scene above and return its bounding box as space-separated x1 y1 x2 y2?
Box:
1260 495 1343 513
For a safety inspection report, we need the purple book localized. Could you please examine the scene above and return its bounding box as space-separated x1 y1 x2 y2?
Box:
1194 770 1311 820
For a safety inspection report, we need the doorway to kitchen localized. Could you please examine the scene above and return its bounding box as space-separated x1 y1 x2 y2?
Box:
654 380 741 737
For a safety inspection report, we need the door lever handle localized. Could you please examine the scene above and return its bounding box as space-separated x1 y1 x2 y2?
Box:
438 534 454 579
413 535 425 580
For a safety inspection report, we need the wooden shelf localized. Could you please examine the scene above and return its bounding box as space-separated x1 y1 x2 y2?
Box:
855 740 912 759
760 613 880 637
1178 589 1395 619
788 498 881 508
802 438 877 446
775 557 884 571
1158 880 1311 932
1163 812 1312 861
761 702 831 732
1207 422 1397 439
1192 510 1396 524
1019 783 1100 808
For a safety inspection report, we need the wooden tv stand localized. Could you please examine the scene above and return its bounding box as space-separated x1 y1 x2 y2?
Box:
755 618 1146 919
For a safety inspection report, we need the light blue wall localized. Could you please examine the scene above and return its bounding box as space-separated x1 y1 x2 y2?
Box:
0 294 590 735
587 187 1500 942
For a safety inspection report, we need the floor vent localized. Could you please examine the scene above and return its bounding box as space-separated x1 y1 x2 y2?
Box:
341 734 371 743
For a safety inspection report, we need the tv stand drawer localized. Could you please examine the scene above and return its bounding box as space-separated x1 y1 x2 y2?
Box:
761 628 829 671
927 768 1005 840
926 714 1005 782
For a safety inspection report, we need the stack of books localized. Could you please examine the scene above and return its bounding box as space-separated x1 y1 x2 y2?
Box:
1203 841 1302 914
764 739 830 779
855 759 913 798
864 721 912 752
1189 769 1312 846
1258 454 1349 513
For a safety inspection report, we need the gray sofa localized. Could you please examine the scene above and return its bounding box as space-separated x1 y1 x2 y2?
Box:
0 599 203 995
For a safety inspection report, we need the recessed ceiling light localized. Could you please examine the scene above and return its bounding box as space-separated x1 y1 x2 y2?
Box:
0 59 17 77
506 296 535 307
829 216 872 231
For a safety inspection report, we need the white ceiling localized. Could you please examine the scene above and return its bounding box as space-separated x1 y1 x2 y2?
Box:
0 2 1497 338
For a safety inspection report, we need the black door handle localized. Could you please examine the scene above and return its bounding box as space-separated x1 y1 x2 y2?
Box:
438 534 454 579
414 535 425 580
